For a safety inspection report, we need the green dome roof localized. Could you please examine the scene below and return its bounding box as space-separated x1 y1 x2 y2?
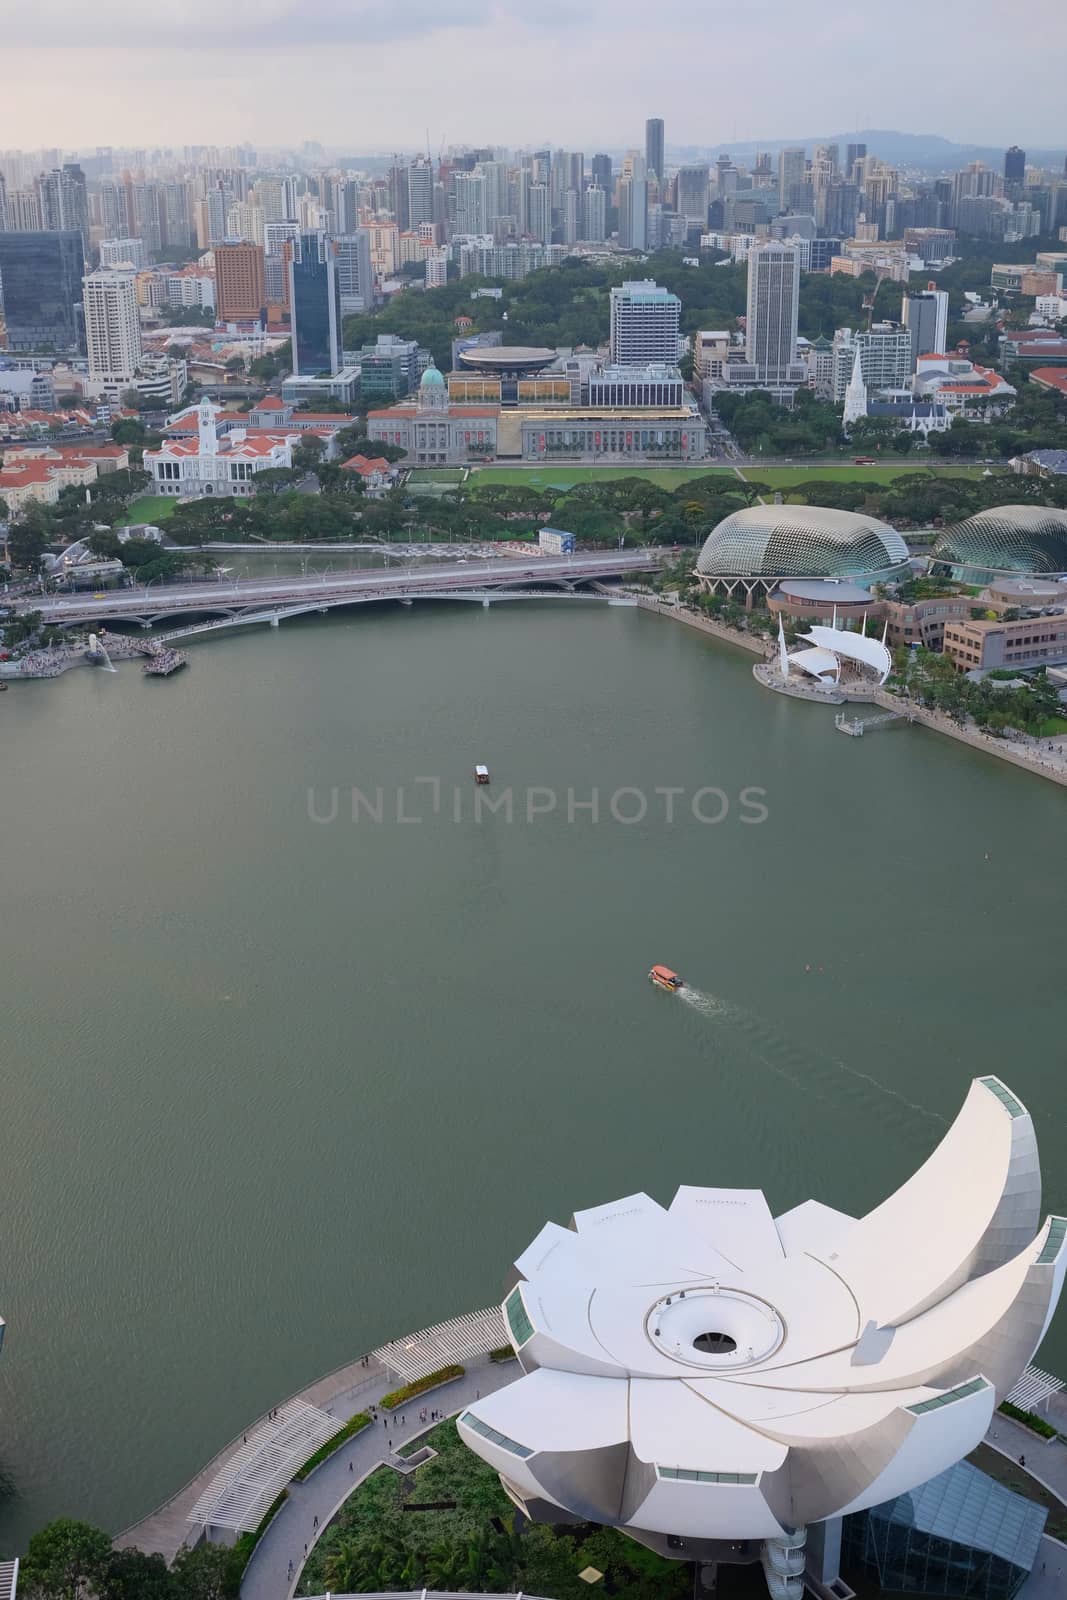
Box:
420 364 445 387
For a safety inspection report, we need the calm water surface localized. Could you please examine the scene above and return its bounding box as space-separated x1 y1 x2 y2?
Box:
0 603 1065 1550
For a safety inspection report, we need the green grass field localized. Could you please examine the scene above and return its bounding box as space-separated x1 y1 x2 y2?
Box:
740 463 1003 490
470 465 736 490
405 467 468 483
118 495 176 524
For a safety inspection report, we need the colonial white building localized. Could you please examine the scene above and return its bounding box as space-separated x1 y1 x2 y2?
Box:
144 397 295 498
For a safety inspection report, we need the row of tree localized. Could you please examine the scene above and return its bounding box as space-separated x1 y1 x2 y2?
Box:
10 1519 240 1600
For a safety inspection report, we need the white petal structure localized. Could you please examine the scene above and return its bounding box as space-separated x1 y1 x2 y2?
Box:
459 1077 1065 1585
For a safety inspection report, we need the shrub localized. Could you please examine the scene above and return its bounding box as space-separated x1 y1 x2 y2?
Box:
381 1364 464 1409
998 1400 1058 1439
489 1345 517 1363
294 1412 371 1479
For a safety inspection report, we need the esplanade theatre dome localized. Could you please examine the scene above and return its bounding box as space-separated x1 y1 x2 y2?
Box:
931 505 1067 584
695 505 909 602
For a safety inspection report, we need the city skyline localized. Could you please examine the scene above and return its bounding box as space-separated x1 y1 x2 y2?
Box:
1 0 1065 150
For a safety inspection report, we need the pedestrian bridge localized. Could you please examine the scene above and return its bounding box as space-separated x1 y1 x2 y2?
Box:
27 551 660 631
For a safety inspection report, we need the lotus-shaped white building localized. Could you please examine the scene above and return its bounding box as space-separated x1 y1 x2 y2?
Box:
459 1077 1065 1598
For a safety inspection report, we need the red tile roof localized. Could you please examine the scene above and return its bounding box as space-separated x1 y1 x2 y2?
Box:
342 453 393 475
1031 367 1067 394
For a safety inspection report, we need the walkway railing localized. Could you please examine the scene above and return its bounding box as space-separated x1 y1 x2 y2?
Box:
373 1305 507 1384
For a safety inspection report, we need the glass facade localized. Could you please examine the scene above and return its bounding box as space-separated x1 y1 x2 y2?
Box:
697 506 910 582
931 506 1067 583
460 1411 533 1458
289 233 341 377
504 1285 534 1347
0 231 85 352
842 1461 1046 1599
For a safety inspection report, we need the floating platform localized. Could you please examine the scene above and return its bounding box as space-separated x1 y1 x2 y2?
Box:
144 650 187 677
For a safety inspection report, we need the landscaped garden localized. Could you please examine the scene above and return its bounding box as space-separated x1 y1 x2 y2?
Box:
297 1418 694 1600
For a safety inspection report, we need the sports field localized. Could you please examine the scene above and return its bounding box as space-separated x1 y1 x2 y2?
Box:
406 467 468 484
470 465 736 490
118 495 176 524
740 463 1001 490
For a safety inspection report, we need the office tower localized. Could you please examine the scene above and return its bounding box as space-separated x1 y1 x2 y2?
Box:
288 232 342 376
777 146 806 211
562 189 579 245
645 118 665 183
845 142 867 182
746 241 801 384
753 151 774 187
1004 146 1026 188
528 183 550 246
814 143 839 174
83 268 142 384
335 230 373 314
821 181 860 239
902 284 949 366
0 231 85 351
676 165 710 223
582 185 606 242
215 241 266 320
388 161 410 230
609 278 681 365
407 159 435 230
452 171 487 236
618 156 647 250
591 153 612 195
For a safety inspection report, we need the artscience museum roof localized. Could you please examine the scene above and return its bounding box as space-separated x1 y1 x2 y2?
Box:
459 1077 1066 1544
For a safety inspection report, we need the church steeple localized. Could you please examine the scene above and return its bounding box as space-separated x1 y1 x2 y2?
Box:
843 348 868 429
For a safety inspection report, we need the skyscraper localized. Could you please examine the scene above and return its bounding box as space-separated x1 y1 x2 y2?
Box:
609 279 680 365
745 241 801 384
527 184 550 247
82 268 142 386
618 157 647 251
214 242 267 321
0 231 85 351
645 118 665 183
452 172 487 236
1004 146 1026 187
582 186 606 243
846 143 867 181
902 284 949 366
777 147 806 211
288 232 342 377
36 163 88 250
388 162 410 231
676 166 710 224
562 190 579 246
407 159 435 230
591 154 612 195
335 231 374 315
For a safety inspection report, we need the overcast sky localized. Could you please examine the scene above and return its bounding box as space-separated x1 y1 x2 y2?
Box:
2 0 1064 154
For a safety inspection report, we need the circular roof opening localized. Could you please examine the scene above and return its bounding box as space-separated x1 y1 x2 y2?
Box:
646 1286 784 1370
694 1331 737 1355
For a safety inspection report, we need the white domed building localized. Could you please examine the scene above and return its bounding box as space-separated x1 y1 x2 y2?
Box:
695 505 911 607
459 1076 1065 1598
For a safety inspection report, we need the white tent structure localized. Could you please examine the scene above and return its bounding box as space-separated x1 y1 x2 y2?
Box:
779 612 892 687
459 1077 1066 1600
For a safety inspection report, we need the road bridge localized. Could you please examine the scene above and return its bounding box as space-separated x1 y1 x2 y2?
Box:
24 551 660 630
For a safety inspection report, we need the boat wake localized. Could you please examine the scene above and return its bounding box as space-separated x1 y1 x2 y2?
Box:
671 983 943 1138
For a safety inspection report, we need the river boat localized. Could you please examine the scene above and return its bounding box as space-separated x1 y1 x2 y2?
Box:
649 965 683 992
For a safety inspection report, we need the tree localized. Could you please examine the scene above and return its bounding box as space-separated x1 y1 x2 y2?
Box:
170 1542 241 1600
99 1548 175 1600
7 504 53 572
111 418 146 447
225 356 246 374
19 1519 112 1600
292 434 326 474
0 497 10 523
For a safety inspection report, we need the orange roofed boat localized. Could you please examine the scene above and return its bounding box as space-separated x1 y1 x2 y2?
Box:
649 965 683 992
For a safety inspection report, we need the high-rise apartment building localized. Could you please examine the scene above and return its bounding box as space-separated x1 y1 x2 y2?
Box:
745 241 801 384
561 190 579 245
902 284 949 365
528 184 551 247
645 119 665 183
0 231 85 351
83 268 142 385
37 163 88 248
214 241 267 321
100 237 146 270
582 186 606 242
425 247 448 289
6 188 42 231
618 157 648 251
288 232 342 376
609 278 681 365
845 143 867 179
452 172 488 236
388 162 410 231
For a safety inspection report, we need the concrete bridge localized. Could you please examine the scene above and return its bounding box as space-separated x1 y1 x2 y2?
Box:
26 551 659 631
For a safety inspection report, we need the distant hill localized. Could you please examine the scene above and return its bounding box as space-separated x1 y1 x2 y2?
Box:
670 129 1066 174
